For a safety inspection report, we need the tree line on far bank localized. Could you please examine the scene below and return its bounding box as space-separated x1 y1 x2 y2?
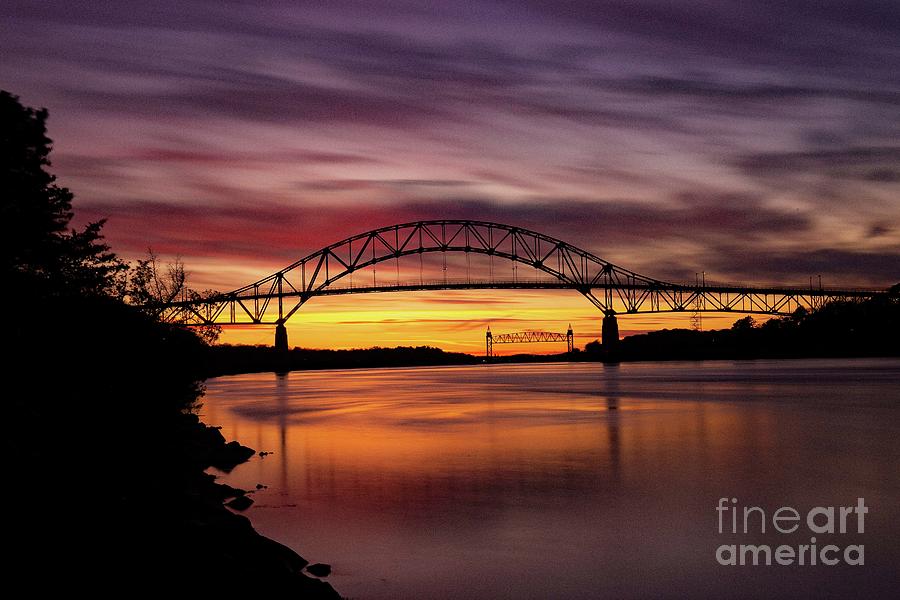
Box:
585 292 900 361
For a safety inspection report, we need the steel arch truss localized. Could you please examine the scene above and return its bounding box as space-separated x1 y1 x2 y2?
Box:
161 220 879 325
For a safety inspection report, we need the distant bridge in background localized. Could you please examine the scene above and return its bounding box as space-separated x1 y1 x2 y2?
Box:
160 220 882 350
486 326 574 358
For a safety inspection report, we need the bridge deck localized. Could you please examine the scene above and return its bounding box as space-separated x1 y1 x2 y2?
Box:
171 278 877 305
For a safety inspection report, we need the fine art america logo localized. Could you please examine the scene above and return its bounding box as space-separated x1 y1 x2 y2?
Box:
715 498 867 566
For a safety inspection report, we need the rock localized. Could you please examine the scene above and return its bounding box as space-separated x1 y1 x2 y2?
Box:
204 425 227 446
306 563 332 577
225 495 254 511
214 483 248 502
259 451 272 457
211 440 256 472
256 483 267 490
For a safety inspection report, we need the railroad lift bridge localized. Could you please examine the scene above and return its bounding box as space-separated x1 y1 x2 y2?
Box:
486 326 574 358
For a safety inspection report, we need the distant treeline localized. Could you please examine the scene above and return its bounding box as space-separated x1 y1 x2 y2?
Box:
193 291 900 376
203 344 478 376
585 289 900 361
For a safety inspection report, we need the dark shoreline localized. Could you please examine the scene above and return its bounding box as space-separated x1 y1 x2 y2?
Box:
174 411 342 597
7 295 345 596
197 338 900 379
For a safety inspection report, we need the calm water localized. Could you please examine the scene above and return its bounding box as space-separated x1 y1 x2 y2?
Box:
203 359 900 599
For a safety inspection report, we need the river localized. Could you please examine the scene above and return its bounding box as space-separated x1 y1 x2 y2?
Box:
203 359 900 599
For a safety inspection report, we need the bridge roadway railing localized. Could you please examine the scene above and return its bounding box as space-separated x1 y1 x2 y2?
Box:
161 277 879 326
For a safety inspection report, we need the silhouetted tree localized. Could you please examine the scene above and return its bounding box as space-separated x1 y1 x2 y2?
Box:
183 287 223 344
584 339 602 353
1 90 124 295
731 315 757 330
126 249 222 343
127 249 186 306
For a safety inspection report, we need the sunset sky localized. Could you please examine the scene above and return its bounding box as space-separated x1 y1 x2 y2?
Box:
3 1 898 353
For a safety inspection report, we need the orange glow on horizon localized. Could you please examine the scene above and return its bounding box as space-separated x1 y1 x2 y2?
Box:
213 289 744 355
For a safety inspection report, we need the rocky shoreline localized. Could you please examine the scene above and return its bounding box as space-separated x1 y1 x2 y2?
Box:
176 412 342 598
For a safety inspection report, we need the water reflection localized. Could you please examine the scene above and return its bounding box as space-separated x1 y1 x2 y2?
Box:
603 363 621 479
204 359 900 599
275 371 289 492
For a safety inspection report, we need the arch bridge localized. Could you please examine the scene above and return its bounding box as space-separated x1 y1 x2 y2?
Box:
161 219 880 350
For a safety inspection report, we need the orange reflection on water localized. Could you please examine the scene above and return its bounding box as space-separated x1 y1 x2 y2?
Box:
203 360 900 600
203 364 803 513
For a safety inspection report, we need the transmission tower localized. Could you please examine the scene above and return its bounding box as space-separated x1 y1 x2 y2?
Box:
691 271 705 331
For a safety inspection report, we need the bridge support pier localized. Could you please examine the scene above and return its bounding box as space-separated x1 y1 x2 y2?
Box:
275 323 289 352
602 313 619 361
602 314 619 347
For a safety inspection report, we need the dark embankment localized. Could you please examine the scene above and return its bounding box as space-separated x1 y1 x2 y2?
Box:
585 291 900 362
202 344 478 377
3 90 339 595
7 293 342 596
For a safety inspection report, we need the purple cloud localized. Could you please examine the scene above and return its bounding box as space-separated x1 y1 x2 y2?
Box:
1 0 897 293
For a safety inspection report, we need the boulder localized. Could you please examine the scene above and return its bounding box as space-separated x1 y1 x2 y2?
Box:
306 563 332 577
225 495 254 511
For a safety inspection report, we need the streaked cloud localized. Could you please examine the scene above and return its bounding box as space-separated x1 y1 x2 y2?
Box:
1 0 897 350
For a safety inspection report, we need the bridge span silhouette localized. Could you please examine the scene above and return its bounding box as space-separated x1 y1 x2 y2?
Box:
162 219 881 351
486 326 575 358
